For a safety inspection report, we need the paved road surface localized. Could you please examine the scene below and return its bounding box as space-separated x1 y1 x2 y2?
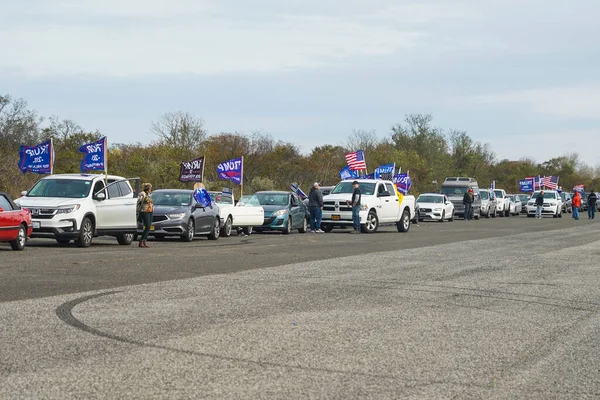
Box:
1 216 599 398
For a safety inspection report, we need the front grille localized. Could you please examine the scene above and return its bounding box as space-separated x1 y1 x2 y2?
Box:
420 208 432 213
263 217 276 225
153 215 168 223
323 201 336 206
323 206 336 211
34 214 55 219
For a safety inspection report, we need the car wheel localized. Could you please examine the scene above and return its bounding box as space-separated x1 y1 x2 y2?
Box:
449 212 454 222
491 210 496 218
361 210 379 233
505 209 510 217
440 211 445 223
75 217 94 248
10 224 27 251
181 219 195 242
282 217 292 235
221 217 232 237
242 226 253 235
207 217 220 240
117 233 134 245
298 217 308 233
56 238 71 245
320 223 332 233
396 209 410 232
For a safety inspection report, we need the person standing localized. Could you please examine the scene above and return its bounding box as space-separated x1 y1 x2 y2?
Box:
137 183 154 248
535 190 544 219
308 182 324 233
587 190 597 219
572 191 581 220
347 181 361 234
463 188 474 220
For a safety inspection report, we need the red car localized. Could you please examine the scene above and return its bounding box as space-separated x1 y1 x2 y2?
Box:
0 192 33 251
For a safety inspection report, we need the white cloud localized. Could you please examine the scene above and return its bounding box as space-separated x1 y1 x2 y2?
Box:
473 85 600 119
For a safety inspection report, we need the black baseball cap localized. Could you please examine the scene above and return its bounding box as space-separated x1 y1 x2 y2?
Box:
352 180 359 185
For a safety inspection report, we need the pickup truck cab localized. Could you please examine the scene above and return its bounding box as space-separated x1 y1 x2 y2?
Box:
15 174 137 247
493 189 511 217
321 179 415 233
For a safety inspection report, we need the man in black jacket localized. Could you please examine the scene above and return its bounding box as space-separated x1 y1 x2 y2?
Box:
588 190 597 219
535 190 545 219
308 182 324 233
347 181 362 234
462 188 474 220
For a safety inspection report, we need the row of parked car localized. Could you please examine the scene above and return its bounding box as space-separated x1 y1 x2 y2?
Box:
1 174 418 250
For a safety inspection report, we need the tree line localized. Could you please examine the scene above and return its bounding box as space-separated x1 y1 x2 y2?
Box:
1 94 598 199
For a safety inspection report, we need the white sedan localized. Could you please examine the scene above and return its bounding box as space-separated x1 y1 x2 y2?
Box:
417 193 455 222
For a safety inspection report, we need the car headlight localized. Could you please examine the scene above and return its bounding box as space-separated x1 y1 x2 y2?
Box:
434 208 442 211
272 209 287 217
167 213 186 219
56 204 81 214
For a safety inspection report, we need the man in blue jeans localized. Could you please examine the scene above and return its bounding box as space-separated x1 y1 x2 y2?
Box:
588 190 597 219
347 181 362 234
308 182 324 233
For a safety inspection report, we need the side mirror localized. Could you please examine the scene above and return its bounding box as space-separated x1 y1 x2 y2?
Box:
20 191 28 197
0 207 3 212
95 192 106 201
194 202 204 210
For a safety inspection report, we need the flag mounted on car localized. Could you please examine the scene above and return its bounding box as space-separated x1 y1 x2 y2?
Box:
78 137 107 173
573 184 585 194
345 150 367 171
541 175 559 190
18 139 54 174
340 166 358 180
518 178 535 193
374 163 395 180
291 182 307 199
217 157 243 185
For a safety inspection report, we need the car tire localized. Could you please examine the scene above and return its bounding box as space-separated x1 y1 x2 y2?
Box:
282 217 292 235
491 210 496 218
505 209 510 217
449 212 454 222
10 224 27 251
298 217 308 233
321 223 334 233
221 217 232 237
117 233 134 245
242 227 253 235
396 209 410 233
181 219 195 242
362 210 379 233
207 217 220 240
75 217 94 248
56 238 71 245
440 211 445 222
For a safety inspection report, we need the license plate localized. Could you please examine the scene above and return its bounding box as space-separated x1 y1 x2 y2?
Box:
150 225 155 231
332 215 340 220
33 221 41 229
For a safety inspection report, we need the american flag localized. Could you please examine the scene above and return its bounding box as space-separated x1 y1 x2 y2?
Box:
573 184 585 194
541 175 559 190
345 150 367 171
526 176 542 190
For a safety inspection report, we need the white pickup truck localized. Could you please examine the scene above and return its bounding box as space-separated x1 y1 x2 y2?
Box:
209 190 264 237
320 179 416 233
15 173 138 247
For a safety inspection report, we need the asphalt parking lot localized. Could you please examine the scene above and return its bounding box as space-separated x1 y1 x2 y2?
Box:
1 215 600 398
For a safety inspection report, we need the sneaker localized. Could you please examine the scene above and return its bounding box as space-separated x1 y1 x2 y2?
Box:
349 230 357 234
316 229 325 233
310 230 316 233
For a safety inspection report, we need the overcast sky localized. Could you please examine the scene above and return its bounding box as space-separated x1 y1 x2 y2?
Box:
2 0 599 166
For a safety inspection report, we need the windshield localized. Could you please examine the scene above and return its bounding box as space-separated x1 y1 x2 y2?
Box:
440 186 469 196
518 195 530 202
331 182 376 196
27 179 92 198
255 193 289 206
532 191 557 200
417 195 443 203
508 195 515 201
480 191 490 200
493 190 504 198
150 191 192 206
237 195 261 207
208 191 234 205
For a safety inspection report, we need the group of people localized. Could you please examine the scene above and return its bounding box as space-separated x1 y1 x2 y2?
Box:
308 180 362 234
534 190 597 220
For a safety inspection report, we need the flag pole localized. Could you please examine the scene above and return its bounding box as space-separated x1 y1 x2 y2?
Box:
240 156 244 198
50 138 54 175
104 137 108 185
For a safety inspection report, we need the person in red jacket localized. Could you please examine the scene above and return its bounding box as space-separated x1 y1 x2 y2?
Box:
572 191 582 220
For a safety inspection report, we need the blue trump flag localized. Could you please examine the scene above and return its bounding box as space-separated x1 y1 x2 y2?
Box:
193 188 212 208
19 139 54 174
518 178 534 193
362 171 380 180
291 182 308 199
375 163 395 179
340 166 358 180
217 157 243 185
79 137 107 173
393 173 412 195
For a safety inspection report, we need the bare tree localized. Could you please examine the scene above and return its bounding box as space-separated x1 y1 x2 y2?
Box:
345 129 379 154
151 111 207 153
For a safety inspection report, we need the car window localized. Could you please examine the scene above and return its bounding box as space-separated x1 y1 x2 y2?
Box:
0 194 13 211
151 192 192 206
255 193 289 206
107 183 121 198
331 182 376 196
291 194 300 206
118 181 132 197
93 180 106 197
385 183 395 194
440 186 469 196
28 179 92 198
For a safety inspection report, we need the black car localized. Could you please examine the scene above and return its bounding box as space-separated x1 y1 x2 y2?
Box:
138 189 221 241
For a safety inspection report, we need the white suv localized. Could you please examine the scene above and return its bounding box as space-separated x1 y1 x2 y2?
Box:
15 174 138 247
526 190 563 218
493 189 511 217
